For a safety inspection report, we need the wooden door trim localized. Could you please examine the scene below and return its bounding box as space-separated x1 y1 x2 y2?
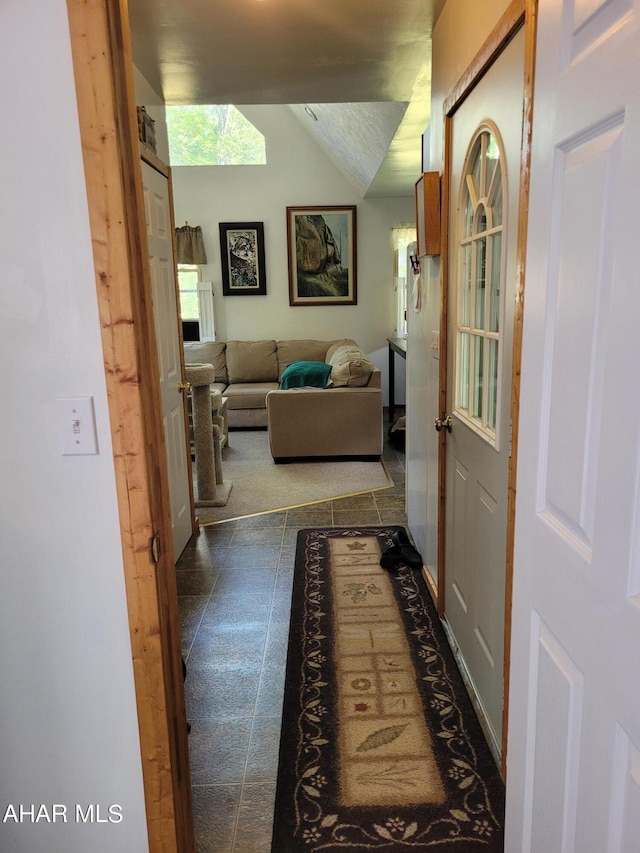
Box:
502 0 538 777
140 140 170 178
437 0 537 777
66 1 194 849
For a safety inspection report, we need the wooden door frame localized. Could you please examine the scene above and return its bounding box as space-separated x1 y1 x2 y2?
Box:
66 1 194 850
437 0 538 775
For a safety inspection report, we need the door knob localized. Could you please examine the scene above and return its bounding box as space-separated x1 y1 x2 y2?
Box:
434 415 452 433
177 381 191 393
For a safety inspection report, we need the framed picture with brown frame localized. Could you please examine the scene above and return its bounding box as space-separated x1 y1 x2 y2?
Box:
219 222 267 295
286 205 357 306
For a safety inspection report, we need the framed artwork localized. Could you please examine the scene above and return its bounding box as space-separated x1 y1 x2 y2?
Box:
286 205 357 306
219 222 267 295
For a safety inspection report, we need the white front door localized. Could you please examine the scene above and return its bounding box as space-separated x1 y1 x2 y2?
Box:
141 160 193 560
506 0 640 849
444 27 525 750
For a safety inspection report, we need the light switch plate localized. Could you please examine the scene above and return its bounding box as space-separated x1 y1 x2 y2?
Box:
56 396 99 455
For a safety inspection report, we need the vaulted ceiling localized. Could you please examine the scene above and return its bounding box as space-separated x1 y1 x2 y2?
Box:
128 0 443 196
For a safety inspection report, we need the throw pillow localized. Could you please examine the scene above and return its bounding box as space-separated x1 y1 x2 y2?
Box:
279 360 332 390
328 346 376 387
324 339 359 363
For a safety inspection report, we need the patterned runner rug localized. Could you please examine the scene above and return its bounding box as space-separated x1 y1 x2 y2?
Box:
272 527 505 852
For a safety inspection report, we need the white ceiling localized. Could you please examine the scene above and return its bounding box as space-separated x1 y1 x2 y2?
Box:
128 0 443 196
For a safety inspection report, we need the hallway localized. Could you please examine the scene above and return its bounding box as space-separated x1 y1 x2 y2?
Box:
177 427 407 851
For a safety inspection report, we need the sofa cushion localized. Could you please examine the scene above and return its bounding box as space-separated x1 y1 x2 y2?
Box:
328 345 376 387
226 340 278 383
279 361 332 390
276 339 333 378
224 382 279 409
183 341 227 383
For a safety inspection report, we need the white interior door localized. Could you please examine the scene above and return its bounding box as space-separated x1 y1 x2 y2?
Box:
142 159 193 560
444 28 525 749
506 1 640 849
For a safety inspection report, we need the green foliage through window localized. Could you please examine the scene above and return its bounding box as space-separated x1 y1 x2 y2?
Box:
177 265 199 319
166 105 266 166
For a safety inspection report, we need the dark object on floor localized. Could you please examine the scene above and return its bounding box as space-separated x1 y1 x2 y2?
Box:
182 657 191 734
272 527 505 852
388 415 406 450
380 526 423 570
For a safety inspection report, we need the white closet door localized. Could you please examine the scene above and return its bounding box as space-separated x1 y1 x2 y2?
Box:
507 1 640 849
142 159 192 560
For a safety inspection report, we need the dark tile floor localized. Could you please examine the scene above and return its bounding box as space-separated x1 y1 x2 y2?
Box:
177 423 407 853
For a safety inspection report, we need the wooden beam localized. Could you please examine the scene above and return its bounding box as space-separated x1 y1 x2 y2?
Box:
65 1 194 849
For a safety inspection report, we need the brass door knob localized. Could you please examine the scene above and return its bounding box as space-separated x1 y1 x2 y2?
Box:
434 415 452 433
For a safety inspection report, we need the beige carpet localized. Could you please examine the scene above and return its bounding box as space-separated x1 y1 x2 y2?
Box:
195 430 392 524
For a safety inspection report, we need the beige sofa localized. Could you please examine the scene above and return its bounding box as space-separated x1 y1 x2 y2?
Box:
183 338 383 460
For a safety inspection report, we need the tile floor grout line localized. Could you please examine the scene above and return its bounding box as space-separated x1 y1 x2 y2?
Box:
230 721 255 852
229 537 278 852
233 528 291 853
183 554 223 668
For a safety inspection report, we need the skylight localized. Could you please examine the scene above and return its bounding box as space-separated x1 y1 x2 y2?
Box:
166 105 266 166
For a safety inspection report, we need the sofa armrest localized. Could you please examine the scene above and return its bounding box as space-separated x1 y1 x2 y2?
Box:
366 368 382 389
266 387 383 459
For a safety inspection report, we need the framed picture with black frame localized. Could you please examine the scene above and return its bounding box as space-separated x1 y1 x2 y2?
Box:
219 222 267 295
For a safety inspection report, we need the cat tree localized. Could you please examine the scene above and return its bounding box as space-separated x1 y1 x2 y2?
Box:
184 363 232 507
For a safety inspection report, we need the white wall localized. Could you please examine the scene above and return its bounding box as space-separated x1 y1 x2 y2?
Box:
407 253 441 580
0 3 149 851
170 105 413 403
407 0 511 577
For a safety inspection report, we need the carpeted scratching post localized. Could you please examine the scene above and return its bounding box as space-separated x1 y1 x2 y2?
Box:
184 363 232 507
210 390 225 485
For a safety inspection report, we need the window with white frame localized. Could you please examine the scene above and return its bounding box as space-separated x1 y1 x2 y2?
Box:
454 124 505 443
392 227 416 337
177 265 216 341
177 264 200 320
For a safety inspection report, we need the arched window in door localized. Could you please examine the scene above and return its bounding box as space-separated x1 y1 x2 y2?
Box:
455 123 506 444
